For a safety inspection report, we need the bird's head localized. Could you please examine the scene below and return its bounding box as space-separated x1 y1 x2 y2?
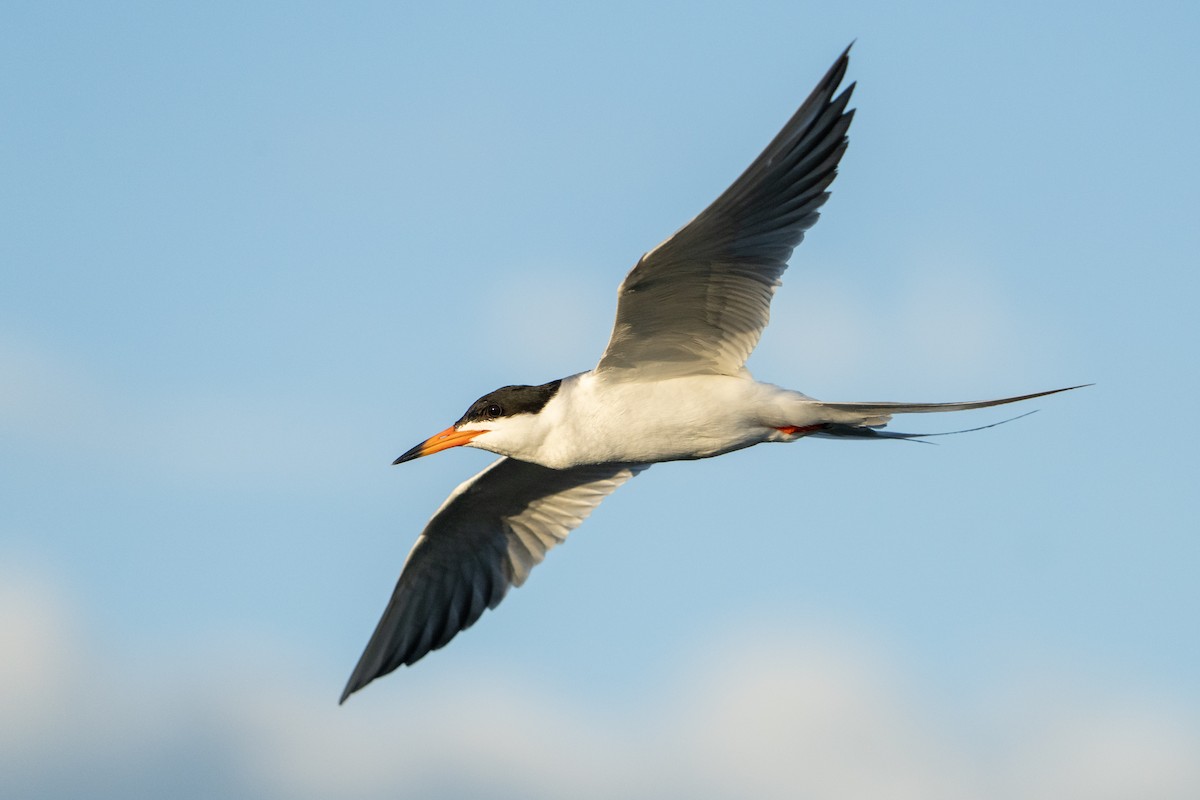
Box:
393 379 563 464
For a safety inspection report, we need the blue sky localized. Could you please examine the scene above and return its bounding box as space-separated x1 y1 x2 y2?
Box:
3 2 1198 798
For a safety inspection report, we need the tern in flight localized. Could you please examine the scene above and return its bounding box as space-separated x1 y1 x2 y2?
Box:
341 45 1079 702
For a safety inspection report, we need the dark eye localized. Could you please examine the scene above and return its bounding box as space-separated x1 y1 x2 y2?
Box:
485 403 502 419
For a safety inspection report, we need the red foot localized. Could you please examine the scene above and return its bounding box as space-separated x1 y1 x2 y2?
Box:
775 424 824 436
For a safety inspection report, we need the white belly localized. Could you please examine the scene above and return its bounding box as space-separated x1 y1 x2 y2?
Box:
527 372 819 468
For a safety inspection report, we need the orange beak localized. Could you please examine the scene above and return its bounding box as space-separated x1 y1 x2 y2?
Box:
393 426 486 465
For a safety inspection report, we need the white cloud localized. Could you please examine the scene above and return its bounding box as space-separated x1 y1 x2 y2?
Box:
994 682 1200 800
1 565 1197 800
753 270 878 387
0 567 78 753
753 251 1059 396
0 331 369 493
0 334 88 438
479 265 612 378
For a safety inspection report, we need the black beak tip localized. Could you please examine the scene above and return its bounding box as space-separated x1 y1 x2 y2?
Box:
392 446 423 465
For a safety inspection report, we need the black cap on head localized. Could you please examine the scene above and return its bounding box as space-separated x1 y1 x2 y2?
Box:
456 379 563 426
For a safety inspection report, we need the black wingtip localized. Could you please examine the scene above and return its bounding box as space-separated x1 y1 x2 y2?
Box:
812 46 855 123
826 44 851 84
339 675 363 705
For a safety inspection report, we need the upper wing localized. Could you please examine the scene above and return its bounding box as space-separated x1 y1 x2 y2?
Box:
341 457 646 702
596 45 855 379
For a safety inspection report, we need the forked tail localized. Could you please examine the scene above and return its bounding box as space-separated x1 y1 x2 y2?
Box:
807 384 1088 441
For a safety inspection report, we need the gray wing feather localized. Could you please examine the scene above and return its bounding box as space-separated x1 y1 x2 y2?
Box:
341 457 646 702
596 45 855 378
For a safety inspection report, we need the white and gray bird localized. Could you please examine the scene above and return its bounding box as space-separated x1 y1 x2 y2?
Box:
341 46 1079 702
